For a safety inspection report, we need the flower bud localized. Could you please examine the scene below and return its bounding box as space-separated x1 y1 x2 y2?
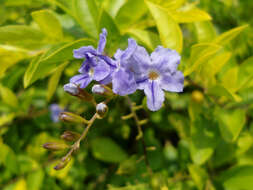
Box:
63 83 93 102
92 84 113 96
43 142 69 151
59 112 88 124
64 83 79 95
61 131 80 142
191 90 204 103
54 156 71 170
96 102 108 119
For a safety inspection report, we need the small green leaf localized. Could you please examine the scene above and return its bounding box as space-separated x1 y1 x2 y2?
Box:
146 1 183 52
27 168 44 190
24 38 94 88
190 116 219 165
214 25 249 46
184 43 221 76
170 8 212 23
237 56 253 91
215 107 246 142
115 0 147 30
31 10 63 40
188 164 208 190
0 84 18 108
127 28 160 51
221 66 238 93
102 0 125 18
47 61 69 101
91 137 128 163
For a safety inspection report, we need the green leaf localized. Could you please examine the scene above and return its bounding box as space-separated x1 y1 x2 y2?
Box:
214 25 249 46
116 155 138 175
72 0 99 37
219 165 253 190
47 61 69 101
170 8 212 23
0 25 45 49
31 10 63 41
184 43 221 76
126 28 160 51
91 137 128 163
221 66 239 93
102 0 125 18
146 1 183 52
27 169 44 190
215 107 246 142
24 38 94 88
115 0 147 30
0 84 18 108
188 164 208 190
0 143 19 174
237 56 253 91
194 21 216 43
190 116 219 165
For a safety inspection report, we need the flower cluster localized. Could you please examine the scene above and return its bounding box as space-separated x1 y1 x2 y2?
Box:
64 28 184 111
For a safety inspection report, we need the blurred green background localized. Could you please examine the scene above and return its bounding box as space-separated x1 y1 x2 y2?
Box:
0 0 253 189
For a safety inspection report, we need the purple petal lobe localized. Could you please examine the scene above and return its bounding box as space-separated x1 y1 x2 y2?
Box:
73 46 97 59
144 81 164 111
160 71 184 92
151 46 181 73
119 38 137 61
97 28 107 54
93 60 110 81
70 74 92 88
112 68 137 96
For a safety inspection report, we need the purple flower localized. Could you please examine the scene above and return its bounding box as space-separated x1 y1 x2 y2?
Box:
49 104 64 122
70 28 115 88
111 39 141 96
135 46 184 111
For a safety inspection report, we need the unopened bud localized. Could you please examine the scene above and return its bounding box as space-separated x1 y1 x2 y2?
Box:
43 142 69 151
59 112 88 124
54 156 71 170
96 102 108 119
92 84 113 96
61 131 80 142
64 83 79 95
191 90 204 103
63 83 93 102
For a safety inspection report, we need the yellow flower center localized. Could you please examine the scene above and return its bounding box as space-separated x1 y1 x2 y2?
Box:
148 71 159 80
89 68 94 76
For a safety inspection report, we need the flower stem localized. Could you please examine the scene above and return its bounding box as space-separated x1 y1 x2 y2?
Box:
126 96 153 176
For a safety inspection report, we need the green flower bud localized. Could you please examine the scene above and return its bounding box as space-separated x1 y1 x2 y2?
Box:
43 142 69 151
54 157 71 170
61 131 80 142
59 112 88 124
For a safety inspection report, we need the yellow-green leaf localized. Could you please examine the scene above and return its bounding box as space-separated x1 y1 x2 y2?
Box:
47 61 69 101
214 25 249 46
14 178 27 190
31 10 63 40
0 84 18 108
170 8 212 23
127 28 160 51
194 21 216 43
146 1 183 52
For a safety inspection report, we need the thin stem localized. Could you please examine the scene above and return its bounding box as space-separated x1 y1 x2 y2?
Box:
62 113 98 161
126 96 153 175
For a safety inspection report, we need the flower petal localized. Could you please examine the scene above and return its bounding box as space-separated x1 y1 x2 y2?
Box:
112 68 137 96
97 28 107 54
119 38 137 60
151 46 180 73
160 71 184 92
93 60 110 81
144 81 164 111
70 74 92 88
73 46 97 59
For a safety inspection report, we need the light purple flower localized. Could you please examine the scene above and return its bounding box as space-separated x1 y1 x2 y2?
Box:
135 46 184 111
49 104 64 122
71 28 115 88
